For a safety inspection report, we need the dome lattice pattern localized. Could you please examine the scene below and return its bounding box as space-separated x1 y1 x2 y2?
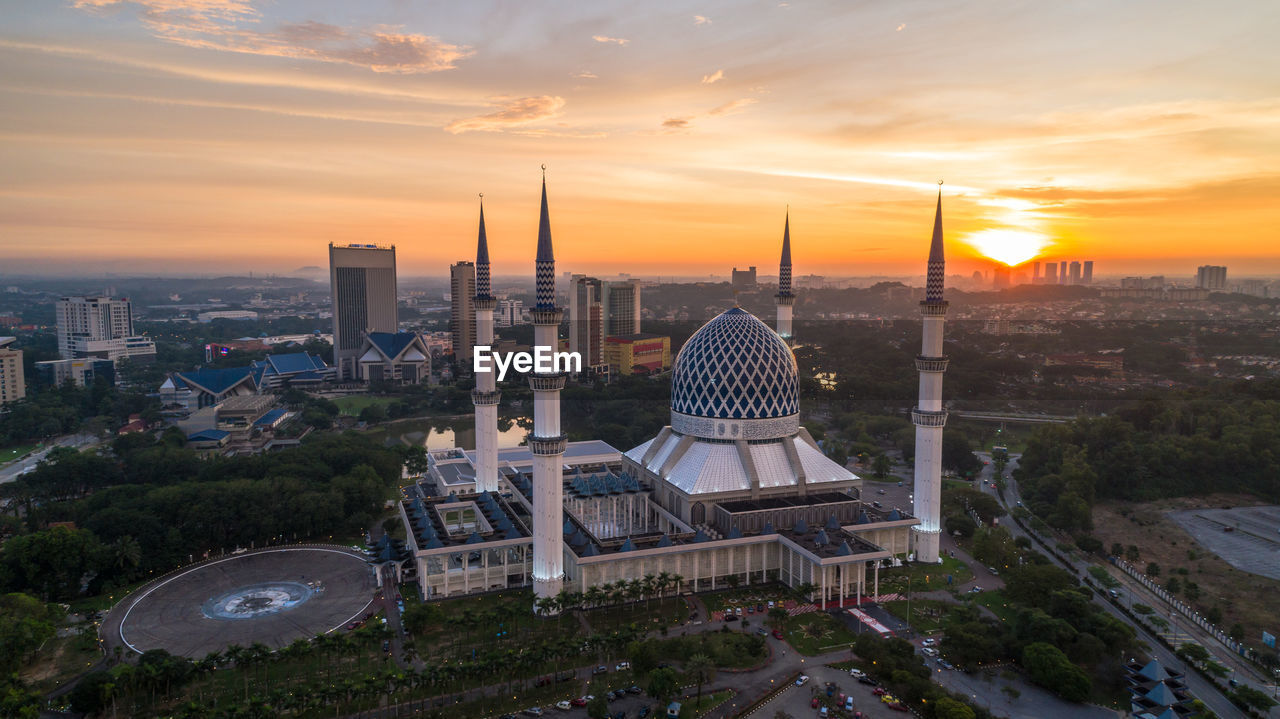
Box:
671 307 798 420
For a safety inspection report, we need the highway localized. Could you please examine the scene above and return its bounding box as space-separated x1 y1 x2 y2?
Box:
974 452 1253 719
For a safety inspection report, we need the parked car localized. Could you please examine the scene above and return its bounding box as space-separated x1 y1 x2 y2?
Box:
921 638 935 646
522 708 544 717
845 696 855 711
848 668 865 678
969 586 983 593
615 661 631 671
796 675 809 686
555 700 572 710
756 603 765 612
772 629 784 639
593 665 609 675
724 614 739 622
756 627 768 636
922 647 939 657
857 676 877 686
888 702 910 712
571 697 588 707
810 697 820 709
628 685 643 694
638 707 650 718
873 687 887 696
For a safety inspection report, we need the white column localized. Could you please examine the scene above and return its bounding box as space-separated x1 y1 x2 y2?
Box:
776 301 793 340
530 313 566 606
911 306 948 563
473 298 499 493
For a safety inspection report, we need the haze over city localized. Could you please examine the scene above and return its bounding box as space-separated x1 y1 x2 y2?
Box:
3 0 1279 277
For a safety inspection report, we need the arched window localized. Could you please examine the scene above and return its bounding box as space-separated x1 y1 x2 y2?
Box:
691 502 705 525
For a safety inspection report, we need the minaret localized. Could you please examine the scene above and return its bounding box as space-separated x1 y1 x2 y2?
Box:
472 196 500 493
529 167 567 606
775 209 794 340
911 184 949 564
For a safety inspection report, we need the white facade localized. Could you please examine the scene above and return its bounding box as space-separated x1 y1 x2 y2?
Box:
56 296 156 363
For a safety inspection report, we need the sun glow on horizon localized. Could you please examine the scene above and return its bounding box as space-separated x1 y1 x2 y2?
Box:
963 228 1052 267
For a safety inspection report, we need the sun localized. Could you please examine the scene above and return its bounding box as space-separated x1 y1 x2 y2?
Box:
962 229 1051 267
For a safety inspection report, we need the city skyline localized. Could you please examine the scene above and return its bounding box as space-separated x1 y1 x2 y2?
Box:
2 1 1278 276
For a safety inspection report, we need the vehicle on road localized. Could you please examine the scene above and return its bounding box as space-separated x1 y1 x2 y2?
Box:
922 647 939 657
756 627 768 635
796 675 810 686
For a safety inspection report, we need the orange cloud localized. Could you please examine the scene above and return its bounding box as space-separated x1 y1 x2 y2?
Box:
701 69 724 84
445 96 566 134
73 0 470 73
592 35 628 45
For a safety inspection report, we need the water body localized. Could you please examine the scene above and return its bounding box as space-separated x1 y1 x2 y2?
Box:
380 416 532 451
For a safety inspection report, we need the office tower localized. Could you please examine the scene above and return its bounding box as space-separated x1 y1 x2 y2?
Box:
329 243 398 380
56 296 155 364
993 266 1011 289
471 200 500 493
1044 262 1058 284
775 211 794 340
1032 262 1041 283
731 266 757 291
1082 261 1094 285
912 187 949 564
530 171 567 607
1068 261 1082 285
569 276 604 368
602 281 641 337
450 262 477 364
0 337 24 406
495 299 524 327
1196 265 1227 290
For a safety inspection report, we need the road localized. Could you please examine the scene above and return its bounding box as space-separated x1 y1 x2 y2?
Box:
0 432 100 484
977 453 1251 719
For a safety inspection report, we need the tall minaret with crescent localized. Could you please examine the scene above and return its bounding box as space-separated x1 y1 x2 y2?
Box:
775 209 794 341
471 196 500 493
529 167 567 604
912 183 949 563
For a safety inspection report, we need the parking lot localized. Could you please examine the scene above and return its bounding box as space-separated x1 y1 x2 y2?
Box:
762 664 915 719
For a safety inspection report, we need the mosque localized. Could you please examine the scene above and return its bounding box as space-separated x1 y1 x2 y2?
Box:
398 176 950 612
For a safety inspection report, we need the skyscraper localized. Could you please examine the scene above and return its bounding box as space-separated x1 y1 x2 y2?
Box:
602 281 641 337
912 187 949 564
1032 261 1041 283
1196 265 1227 290
329 244 397 380
1044 262 1058 285
56 296 155 364
450 262 477 364
529 170 567 607
569 276 604 368
993 266 1011 288
731 266 757 291
1068 261 1082 285
1082 260 1094 285
471 200 500 493
775 210 794 340
0 337 25 407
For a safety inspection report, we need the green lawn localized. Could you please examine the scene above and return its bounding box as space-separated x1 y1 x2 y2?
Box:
0 442 38 464
883 598 954 634
970 589 1017 623
679 689 733 718
784 612 858 655
650 629 769 669
585 597 689 633
877 555 972 595
332 395 397 415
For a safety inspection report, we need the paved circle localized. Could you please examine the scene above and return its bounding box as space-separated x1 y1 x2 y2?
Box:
116 548 376 658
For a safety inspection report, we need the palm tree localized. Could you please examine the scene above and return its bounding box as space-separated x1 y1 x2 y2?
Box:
642 574 657 609
794 582 817 603
685 653 716 709
656 571 673 599
112 535 142 577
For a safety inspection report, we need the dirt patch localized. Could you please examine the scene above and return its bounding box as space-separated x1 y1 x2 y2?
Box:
1091 494 1280 650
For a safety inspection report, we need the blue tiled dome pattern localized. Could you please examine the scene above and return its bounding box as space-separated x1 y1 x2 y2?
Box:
671 307 798 419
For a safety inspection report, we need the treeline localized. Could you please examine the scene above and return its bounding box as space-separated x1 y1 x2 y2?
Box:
0 375 159 446
561 374 671 450
1015 385 1280 530
0 432 405 600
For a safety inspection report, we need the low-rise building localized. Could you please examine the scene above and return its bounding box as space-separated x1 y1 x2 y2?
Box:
604 333 671 376
34 358 115 387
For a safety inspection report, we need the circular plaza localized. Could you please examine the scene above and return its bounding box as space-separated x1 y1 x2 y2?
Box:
109 547 376 658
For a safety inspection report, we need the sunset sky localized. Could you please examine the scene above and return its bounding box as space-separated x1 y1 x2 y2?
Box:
2 0 1278 278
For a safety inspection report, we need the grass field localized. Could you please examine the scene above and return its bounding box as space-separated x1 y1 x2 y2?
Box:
1089 494 1279 653
877 555 972 595
784 612 858 655
21 630 101 694
1 442 38 464
678 689 733 718
970 589 1018 623
700 584 796 613
883 598 953 634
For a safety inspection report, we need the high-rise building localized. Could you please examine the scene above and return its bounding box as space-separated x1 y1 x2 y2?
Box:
569 276 604 368
1082 261 1094 285
775 211 794 340
1068 261 1082 285
993 266 1011 289
0 337 25 406
731 266 757 291
495 299 524 327
329 243 398 380
56 296 156 364
450 262 477 364
912 187 949 564
602 281 641 337
1044 262 1058 284
1196 265 1227 290
1032 262 1041 282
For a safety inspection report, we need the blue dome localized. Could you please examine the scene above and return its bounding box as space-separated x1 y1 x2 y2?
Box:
671 308 798 421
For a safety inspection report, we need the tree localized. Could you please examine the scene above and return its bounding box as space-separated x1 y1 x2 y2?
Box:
1146 562 1160 577
685 654 716 709
933 696 976 719
1126 545 1140 562
1022 642 1091 702
1110 542 1124 557
1177 643 1210 664
646 667 679 705
872 454 892 478
586 694 609 719
1229 623 1245 642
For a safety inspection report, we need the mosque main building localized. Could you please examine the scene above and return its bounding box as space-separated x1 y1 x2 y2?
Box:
399 176 949 612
